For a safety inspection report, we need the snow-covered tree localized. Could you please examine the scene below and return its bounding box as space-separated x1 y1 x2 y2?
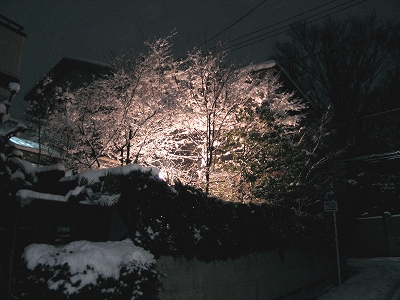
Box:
222 73 336 208
169 47 267 194
43 35 180 172
39 37 328 203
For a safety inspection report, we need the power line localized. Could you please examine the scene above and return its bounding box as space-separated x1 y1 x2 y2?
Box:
279 22 400 124
343 106 400 124
227 0 368 52
182 0 278 48
286 23 400 65
204 0 269 45
227 0 342 46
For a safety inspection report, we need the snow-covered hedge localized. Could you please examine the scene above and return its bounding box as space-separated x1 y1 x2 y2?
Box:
29 164 327 261
12 239 161 299
114 169 328 261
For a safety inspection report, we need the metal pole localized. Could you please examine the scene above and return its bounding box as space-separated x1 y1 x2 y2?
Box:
333 211 341 285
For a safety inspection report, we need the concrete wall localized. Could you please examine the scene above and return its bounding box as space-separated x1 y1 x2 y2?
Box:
350 212 400 257
157 250 335 300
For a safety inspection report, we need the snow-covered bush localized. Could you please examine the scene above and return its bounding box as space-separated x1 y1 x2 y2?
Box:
12 239 161 299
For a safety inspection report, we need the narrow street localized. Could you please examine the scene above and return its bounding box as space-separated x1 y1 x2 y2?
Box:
316 258 400 300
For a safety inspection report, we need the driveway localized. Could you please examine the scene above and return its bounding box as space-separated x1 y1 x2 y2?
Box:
316 257 400 300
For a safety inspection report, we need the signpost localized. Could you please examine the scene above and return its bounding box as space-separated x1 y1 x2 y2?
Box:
324 200 341 285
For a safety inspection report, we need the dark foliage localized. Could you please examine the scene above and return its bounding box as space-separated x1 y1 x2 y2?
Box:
116 170 331 262
341 167 400 218
273 14 400 157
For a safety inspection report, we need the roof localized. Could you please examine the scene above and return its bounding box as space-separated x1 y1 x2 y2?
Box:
24 57 112 102
9 136 61 158
0 14 26 38
345 151 400 164
243 60 310 104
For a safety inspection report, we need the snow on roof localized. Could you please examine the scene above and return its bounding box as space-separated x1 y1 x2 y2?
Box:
61 56 111 69
249 60 277 72
22 239 155 296
239 60 277 73
16 189 67 208
77 163 161 184
344 151 400 164
9 136 61 157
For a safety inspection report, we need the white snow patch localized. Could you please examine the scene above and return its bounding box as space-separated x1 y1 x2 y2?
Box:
78 163 161 184
16 189 67 208
22 239 155 295
10 170 25 181
8 82 20 93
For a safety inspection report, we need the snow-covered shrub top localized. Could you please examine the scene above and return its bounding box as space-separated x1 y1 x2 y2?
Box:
14 239 160 299
12 163 162 207
23 239 154 279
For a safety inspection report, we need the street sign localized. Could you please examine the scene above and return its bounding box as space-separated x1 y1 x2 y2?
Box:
324 200 338 212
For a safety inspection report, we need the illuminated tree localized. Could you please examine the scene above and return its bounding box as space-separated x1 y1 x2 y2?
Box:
44 35 180 171
219 70 326 205
168 50 313 197
41 38 321 202
171 48 280 194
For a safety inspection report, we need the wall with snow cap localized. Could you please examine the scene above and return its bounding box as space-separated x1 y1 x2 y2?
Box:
157 250 335 300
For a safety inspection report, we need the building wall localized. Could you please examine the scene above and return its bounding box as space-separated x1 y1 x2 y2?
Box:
0 16 26 102
0 23 25 78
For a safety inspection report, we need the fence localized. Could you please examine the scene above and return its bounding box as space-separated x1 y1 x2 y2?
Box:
157 250 336 300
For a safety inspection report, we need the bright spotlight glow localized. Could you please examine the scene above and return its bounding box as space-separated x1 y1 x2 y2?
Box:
158 171 165 181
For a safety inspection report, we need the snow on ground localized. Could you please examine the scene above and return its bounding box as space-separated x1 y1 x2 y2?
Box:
22 239 155 295
317 257 400 300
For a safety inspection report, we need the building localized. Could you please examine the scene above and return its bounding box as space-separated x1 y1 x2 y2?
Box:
16 57 113 166
24 57 112 104
0 14 26 122
245 60 309 101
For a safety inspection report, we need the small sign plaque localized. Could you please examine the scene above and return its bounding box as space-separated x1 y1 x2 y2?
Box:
324 201 338 212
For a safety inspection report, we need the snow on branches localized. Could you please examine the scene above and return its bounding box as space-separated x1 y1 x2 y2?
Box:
34 35 319 201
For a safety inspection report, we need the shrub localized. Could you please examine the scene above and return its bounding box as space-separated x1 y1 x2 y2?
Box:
12 240 162 299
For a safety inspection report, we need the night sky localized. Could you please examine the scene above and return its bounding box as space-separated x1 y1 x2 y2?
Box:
2 0 399 120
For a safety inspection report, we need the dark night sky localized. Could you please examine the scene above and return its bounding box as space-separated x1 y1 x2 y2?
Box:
2 0 399 120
